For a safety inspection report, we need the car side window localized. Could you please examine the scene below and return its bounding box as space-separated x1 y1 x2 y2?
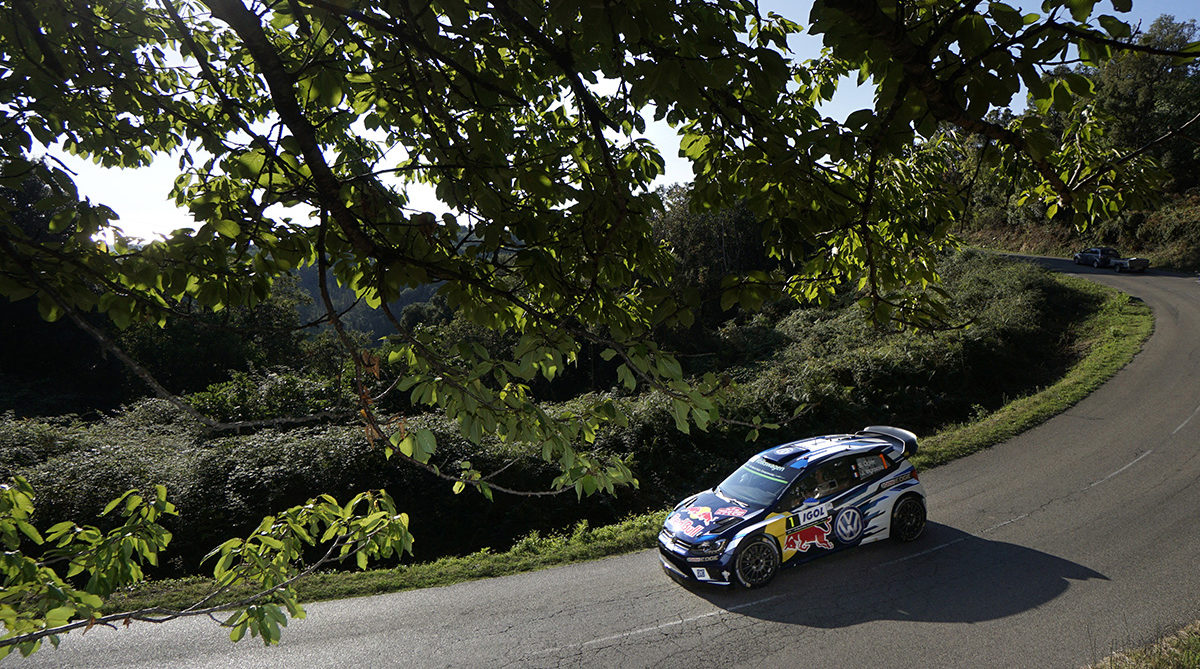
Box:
783 458 858 509
853 453 890 480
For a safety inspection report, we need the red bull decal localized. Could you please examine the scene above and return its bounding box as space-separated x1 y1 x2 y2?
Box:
684 506 714 523
714 506 748 518
785 520 834 552
665 513 707 537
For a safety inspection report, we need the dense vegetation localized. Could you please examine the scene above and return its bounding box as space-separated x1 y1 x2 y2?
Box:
3 251 1104 574
958 16 1200 268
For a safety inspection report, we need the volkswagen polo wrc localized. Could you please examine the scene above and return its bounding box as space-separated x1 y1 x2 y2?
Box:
658 426 926 588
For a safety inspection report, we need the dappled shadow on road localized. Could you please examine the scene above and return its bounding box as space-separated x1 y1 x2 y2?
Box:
684 523 1107 629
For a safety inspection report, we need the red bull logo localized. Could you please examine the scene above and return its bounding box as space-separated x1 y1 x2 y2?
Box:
668 513 706 537
685 506 713 523
785 520 834 552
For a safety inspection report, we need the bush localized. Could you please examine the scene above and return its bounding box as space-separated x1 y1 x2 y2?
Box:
186 370 355 423
5 252 1104 574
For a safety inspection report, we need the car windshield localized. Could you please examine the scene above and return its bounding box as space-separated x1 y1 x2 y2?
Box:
716 458 799 507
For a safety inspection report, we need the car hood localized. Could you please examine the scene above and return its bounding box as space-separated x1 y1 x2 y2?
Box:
664 491 762 540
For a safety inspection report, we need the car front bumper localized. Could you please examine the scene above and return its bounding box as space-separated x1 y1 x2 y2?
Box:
658 535 734 586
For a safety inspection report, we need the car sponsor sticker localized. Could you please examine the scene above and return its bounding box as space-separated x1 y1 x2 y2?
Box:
785 520 833 552
879 472 913 491
714 506 748 518
834 507 864 543
786 503 831 529
666 514 706 538
752 456 786 471
684 506 713 522
856 455 886 477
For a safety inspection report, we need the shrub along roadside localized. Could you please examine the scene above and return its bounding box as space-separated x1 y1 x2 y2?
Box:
1086 621 1200 669
103 275 1152 612
11 251 1095 575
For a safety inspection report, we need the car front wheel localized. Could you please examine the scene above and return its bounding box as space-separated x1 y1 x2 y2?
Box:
734 536 780 588
890 495 926 542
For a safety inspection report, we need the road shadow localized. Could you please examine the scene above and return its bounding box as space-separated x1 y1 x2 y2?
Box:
684 523 1107 629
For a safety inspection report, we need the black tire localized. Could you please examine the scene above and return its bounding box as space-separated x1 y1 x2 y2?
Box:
890 495 926 542
733 536 780 588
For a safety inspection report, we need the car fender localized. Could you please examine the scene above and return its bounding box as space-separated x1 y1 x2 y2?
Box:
729 512 788 551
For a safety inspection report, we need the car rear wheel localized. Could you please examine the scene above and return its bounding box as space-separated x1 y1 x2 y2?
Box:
890 495 926 542
734 536 780 588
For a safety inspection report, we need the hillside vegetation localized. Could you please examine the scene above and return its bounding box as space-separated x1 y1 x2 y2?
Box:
957 15 1200 270
2 251 1117 574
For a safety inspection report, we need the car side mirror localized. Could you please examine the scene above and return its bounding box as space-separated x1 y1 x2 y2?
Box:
804 497 818 505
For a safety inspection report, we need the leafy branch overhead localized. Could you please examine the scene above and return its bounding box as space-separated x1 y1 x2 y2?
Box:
0 477 413 658
0 0 1196 654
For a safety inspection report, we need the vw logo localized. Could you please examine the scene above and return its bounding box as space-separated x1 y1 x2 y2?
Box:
834 507 864 544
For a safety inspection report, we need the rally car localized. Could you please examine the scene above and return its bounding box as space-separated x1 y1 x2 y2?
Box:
658 426 926 588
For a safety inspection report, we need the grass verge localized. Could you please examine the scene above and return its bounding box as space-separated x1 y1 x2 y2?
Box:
911 273 1153 469
104 272 1153 612
1087 621 1200 669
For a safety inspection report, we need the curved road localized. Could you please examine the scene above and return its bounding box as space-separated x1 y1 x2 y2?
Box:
13 258 1200 668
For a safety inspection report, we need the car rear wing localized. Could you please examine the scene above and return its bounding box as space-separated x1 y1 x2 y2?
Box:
857 426 918 457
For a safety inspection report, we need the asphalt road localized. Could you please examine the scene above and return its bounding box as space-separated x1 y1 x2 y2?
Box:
13 257 1200 668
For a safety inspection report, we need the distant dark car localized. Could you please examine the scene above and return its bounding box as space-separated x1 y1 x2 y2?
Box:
658 426 926 589
1110 256 1150 273
1073 247 1120 268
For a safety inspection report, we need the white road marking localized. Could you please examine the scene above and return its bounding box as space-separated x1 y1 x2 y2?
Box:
877 451 1154 569
541 447 1158 657
980 512 1030 533
1087 450 1153 488
875 537 968 567
531 593 788 656
1173 402 1200 434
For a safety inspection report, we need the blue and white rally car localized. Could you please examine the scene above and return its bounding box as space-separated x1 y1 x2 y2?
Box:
659 426 926 588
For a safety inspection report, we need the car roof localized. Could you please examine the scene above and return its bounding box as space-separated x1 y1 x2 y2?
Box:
750 430 905 470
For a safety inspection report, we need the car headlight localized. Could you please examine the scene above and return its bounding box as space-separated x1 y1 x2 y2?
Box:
690 538 727 556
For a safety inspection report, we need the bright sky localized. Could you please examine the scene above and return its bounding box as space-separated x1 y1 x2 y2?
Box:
48 0 1199 239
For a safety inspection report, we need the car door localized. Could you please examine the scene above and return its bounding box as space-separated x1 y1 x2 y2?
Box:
779 458 859 556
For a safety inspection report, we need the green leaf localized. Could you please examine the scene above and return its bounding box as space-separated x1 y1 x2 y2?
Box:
1097 15 1130 39
1065 0 1096 22
213 219 241 239
1061 73 1094 98
414 430 437 463
15 520 42 544
989 3 1023 34
101 490 136 516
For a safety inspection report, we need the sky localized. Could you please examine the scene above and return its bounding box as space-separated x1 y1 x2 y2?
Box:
48 0 1200 240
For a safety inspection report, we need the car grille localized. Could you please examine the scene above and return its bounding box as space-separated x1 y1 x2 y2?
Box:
660 529 693 551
